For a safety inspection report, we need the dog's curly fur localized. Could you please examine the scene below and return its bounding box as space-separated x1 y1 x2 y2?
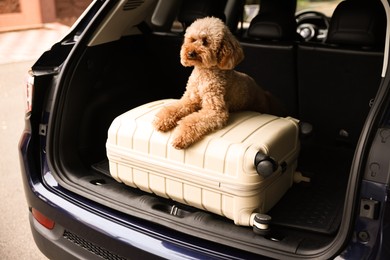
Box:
153 17 284 149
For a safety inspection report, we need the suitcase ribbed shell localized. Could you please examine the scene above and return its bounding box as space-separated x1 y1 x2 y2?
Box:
106 99 300 226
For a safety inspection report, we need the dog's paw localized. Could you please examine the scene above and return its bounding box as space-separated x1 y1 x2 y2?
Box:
153 114 177 132
171 124 199 149
171 135 191 149
153 117 171 132
153 107 181 132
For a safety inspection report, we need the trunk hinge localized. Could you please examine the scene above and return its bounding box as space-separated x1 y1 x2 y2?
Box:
360 198 380 220
39 124 47 136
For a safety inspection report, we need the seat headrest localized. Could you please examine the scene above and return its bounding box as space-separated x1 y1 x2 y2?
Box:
326 0 386 48
178 0 227 28
247 0 297 40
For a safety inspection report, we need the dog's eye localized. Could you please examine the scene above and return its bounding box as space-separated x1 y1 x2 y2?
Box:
189 37 196 43
202 37 208 46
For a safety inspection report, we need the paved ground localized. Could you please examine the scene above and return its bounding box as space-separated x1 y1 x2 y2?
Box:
0 24 69 260
0 23 70 64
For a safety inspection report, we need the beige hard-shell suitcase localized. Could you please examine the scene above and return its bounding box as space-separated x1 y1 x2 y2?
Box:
106 99 300 229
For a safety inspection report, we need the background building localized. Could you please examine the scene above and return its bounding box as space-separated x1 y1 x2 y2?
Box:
0 0 91 32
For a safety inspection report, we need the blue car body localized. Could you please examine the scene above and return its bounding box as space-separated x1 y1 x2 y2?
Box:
19 0 390 259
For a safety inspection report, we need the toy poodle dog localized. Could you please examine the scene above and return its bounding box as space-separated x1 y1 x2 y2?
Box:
153 16 284 149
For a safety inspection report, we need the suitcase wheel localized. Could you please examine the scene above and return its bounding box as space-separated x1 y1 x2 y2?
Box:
254 152 278 178
252 213 271 235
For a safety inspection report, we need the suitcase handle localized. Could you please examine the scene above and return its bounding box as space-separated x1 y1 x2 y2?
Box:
254 152 278 178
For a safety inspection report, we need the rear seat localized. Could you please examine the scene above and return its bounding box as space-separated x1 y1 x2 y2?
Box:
297 0 386 145
237 0 299 117
176 0 227 30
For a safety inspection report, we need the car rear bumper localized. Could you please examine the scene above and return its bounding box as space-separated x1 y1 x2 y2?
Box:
19 132 246 260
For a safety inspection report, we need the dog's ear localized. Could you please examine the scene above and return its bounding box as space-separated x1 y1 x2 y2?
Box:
217 31 244 70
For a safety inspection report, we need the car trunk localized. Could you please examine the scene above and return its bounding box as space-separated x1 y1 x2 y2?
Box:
41 0 384 257
42 32 356 256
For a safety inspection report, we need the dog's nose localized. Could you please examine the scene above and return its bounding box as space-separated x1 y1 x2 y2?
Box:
187 51 197 59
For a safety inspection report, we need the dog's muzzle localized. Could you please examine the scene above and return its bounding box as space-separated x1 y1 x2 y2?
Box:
187 51 197 60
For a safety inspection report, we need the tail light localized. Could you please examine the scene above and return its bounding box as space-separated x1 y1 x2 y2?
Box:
32 208 55 230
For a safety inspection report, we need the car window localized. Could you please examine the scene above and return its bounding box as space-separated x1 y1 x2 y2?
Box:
296 0 343 16
243 0 343 26
169 0 344 33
